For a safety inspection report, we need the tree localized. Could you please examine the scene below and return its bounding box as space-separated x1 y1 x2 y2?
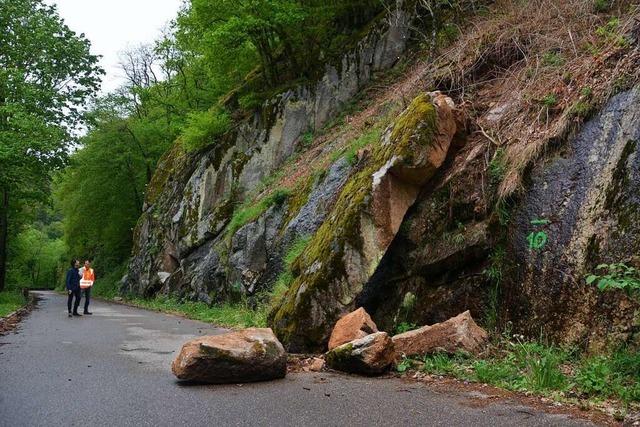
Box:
0 0 103 291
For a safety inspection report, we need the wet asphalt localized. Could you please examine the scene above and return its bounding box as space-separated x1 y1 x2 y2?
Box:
0 292 596 427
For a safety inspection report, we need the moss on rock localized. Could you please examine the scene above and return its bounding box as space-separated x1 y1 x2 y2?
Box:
269 93 443 351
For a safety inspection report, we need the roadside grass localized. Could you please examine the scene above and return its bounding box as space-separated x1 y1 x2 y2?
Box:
0 288 27 317
397 335 640 409
126 296 267 329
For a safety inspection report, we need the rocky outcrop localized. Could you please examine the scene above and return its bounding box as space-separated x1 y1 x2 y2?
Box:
504 87 640 350
271 93 460 352
392 311 488 357
328 308 378 351
171 328 286 384
360 88 640 351
325 332 395 375
124 3 413 303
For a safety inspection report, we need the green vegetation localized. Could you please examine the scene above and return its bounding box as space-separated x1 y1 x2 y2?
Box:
126 296 267 328
397 336 640 405
568 101 593 119
488 148 507 187
74 269 266 328
393 292 417 333
542 51 565 67
586 262 640 296
181 107 231 152
593 0 611 12
268 235 311 308
0 289 27 317
0 0 102 292
541 93 558 109
5 0 451 298
226 188 291 241
483 246 506 331
271 94 440 347
595 17 629 47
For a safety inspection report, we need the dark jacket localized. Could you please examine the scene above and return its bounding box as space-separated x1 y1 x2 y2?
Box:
66 267 80 291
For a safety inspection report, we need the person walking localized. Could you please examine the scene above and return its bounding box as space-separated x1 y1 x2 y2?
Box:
79 260 95 315
65 259 81 317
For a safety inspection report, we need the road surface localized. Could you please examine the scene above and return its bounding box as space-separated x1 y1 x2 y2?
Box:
0 292 596 426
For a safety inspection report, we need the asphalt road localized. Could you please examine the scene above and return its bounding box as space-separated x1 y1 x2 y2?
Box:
0 292 596 427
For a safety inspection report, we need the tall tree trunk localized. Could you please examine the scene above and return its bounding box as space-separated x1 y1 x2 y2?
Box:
0 188 8 292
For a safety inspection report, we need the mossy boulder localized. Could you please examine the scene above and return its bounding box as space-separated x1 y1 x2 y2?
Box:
325 332 394 375
270 92 459 352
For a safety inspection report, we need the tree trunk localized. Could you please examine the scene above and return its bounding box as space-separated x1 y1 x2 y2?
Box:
0 188 8 292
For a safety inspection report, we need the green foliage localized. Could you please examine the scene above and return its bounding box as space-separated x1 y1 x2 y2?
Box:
181 107 231 151
580 86 593 98
284 236 311 268
331 126 382 165
422 352 469 377
541 93 558 108
595 18 629 47
542 51 565 67
568 101 593 119
395 332 640 404
394 322 418 335
576 350 640 401
593 0 611 12
55 100 174 270
483 246 505 331
395 355 413 373
129 295 267 328
91 263 128 299
586 263 640 296
7 220 66 289
226 188 291 241
179 0 387 92
488 148 506 187
0 289 27 317
301 131 315 148
267 235 311 309
393 291 417 333
0 0 102 291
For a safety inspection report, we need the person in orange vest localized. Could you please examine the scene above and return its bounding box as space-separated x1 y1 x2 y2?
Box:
78 259 95 315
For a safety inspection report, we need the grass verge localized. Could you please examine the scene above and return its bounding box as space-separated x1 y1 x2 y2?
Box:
396 333 640 417
124 296 267 329
0 288 28 317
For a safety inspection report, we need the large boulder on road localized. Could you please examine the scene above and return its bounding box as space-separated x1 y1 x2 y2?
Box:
392 311 487 357
326 332 394 375
328 307 378 351
172 328 287 383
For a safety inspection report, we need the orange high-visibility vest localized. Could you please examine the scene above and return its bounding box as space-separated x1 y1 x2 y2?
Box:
80 268 95 288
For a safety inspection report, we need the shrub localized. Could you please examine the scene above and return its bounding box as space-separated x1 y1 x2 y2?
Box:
181 107 231 152
593 0 610 12
586 262 640 296
542 51 565 67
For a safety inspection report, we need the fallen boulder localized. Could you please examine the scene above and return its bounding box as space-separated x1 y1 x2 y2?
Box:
171 328 286 383
328 307 378 351
392 311 488 357
326 332 394 375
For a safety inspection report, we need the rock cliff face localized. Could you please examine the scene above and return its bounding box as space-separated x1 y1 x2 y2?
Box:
125 2 640 353
505 87 640 350
359 88 640 351
124 5 412 302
